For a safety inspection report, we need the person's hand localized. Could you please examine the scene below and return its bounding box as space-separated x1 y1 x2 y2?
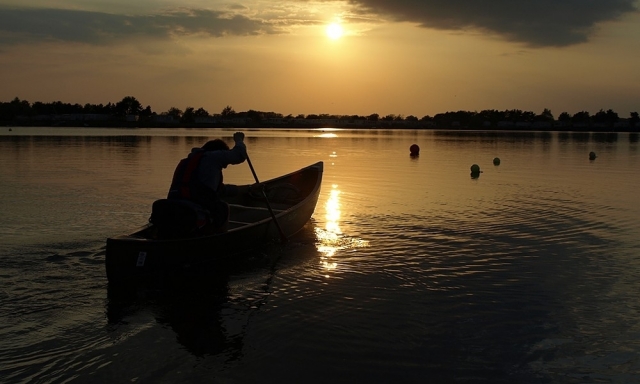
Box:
233 132 245 142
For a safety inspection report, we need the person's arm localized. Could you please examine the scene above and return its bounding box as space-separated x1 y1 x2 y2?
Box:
217 132 248 196
225 132 246 165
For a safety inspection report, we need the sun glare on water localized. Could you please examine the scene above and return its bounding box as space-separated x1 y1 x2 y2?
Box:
326 23 344 40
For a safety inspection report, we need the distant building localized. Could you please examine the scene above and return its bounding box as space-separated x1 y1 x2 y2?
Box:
194 116 218 124
614 120 629 128
83 114 110 121
532 121 552 129
153 115 178 124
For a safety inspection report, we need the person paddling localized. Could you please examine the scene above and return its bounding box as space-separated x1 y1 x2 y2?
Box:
167 131 247 230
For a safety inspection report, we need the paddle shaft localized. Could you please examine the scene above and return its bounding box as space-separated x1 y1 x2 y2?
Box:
245 154 288 242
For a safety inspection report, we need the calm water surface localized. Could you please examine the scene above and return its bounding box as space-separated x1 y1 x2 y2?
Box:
1 127 639 383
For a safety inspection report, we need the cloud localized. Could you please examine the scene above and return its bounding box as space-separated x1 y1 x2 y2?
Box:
348 0 638 46
0 7 276 46
2 1 636 48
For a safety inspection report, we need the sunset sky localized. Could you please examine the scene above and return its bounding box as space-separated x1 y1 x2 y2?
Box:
1 0 639 118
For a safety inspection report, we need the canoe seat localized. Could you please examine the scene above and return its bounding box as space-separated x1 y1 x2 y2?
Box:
228 220 252 225
228 204 285 223
248 183 302 205
227 220 252 229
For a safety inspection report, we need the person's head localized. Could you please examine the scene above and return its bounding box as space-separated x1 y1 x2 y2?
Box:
201 139 229 152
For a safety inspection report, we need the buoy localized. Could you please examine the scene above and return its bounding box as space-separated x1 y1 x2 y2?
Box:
410 144 420 156
493 157 500 165
470 164 481 178
589 151 597 160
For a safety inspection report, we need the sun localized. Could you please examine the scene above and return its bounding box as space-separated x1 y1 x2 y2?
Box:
326 23 344 40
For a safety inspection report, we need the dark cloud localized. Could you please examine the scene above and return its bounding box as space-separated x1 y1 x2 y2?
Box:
1 1 636 48
349 0 638 46
0 7 275 46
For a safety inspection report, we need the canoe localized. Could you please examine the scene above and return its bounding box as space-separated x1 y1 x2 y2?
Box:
105 161 323 284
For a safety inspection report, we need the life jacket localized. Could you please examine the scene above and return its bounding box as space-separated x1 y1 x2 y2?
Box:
168 152 205 200
149 198 211 237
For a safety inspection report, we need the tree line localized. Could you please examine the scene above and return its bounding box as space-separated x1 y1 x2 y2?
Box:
1 96 639 130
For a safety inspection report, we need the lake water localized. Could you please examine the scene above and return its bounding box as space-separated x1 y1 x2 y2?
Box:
1 127 640 383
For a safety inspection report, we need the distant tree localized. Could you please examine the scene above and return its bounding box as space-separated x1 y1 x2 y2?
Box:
181 107 195 123
433 111 475 127
115 96 142 116
0 97 31 120
31 101 53 115
11 97 32 116
83 103 96 113
630 112 639 126
247 109 262 122
504 109 524 121
295 114 305 119
432 112 449 126
593 109 607 123
592 109 618 124
139 105 153 117
221 105 235 117
536 108 554 122
381 114 395 121
405 115 418 121
478 109 503 125
70 103 83 114
521 111 536 122
605 109 619 123
572 111 591 123
558 112 571 122
101 103 116 115
264 111 283 119
166 107 183 118
367 113 379 121
193 107 209 117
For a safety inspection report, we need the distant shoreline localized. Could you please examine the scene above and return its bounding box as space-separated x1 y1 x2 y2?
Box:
3 96 638 132
3 119 639 133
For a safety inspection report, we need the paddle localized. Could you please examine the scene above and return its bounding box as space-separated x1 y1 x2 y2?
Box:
245 153 288 243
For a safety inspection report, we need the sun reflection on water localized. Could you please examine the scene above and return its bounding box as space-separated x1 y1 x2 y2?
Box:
315 184 368 274
317 133 338 138
313 128 340 139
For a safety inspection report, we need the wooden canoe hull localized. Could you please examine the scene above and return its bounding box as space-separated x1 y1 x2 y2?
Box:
105 161 323 284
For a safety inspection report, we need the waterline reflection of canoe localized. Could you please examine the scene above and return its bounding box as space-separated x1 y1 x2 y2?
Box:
105 161 323 284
